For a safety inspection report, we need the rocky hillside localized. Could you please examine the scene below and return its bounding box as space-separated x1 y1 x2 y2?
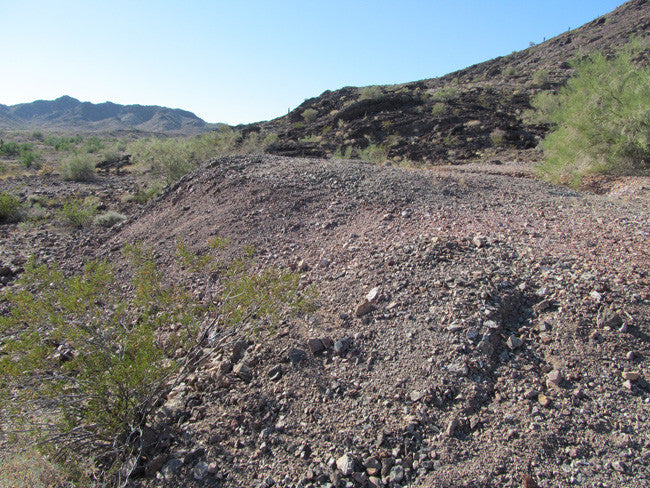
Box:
102 154 647 488
247 0 649 164
0 95 211 133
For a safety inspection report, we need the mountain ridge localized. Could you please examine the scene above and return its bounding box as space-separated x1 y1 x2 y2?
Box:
0 95 211 133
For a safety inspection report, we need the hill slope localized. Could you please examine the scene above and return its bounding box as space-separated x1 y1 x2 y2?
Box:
249 0 649 164
0 95 210 133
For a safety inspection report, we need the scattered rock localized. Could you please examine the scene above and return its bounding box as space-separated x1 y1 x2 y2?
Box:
233 362 253 382
546 370 563 388
288 347 307 364
336 454 357 476
446 418 459 437
621 371 640 381
597 309 622 329
307 338 325 354
355 299 374 317
506 335 523 350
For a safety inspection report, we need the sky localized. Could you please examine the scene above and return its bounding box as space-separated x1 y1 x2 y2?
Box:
1 0 628 125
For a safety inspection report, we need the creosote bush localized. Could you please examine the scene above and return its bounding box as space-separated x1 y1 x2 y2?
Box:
0 192 23 223
60 154 96 181
0 240 309 486
57 196 98 228
533 45 649 186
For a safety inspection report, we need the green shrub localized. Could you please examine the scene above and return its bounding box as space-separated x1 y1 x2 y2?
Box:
490 128 508 147
431 102 447 116
82 136 105 153
302 108 318 123
531 69 550 87
427 86 460 103
534 45 650 185
60 155 96 181
20 150 40 169
93 210 126 228
45 135 82 152
0 241 309 485
359 85 384 100
58 197 97 228
0 141 21 156
0 192 23 223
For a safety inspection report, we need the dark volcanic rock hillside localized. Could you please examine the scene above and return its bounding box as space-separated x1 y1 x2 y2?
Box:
0 95 210 133
248 0 649 164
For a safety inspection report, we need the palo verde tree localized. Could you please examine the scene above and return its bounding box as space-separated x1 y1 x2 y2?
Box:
532 43 649 186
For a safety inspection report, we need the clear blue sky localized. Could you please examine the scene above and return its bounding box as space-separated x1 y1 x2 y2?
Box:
1 0 627 124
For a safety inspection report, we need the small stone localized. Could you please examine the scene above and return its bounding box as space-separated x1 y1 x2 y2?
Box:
410 390 425 402
466 328 479 341
446 418 459 437
546 370 563 388
367 476 382 488
268 365 283 381
233 362 252 382
538 394 551 408
597 309 622 329
364 457 381 476
336 454 357 476
355 299 374 317
612 460 627 473
389 465 404 483
307 338 325 354
160 458 183 478
589 329 601 341
622 371 641 381
366 287 380 303
623 380 634 390
477 339 494 355
297 259 310 272
193 461 209 480
334 337 352 356
288 347 306 364
524 389 539 400
626 351 636 361
473 236 487 248
506 335 523 350
230 339 248 363
535 299 553 313
145 454 168 476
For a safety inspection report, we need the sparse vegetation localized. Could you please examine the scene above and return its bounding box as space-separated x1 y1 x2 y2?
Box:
0 241 309 485
57 196 98 228
93 210 126 228
359 85 384 100
60 154 96 181
533 45 650 186
0 192 23 223
302 108 318 123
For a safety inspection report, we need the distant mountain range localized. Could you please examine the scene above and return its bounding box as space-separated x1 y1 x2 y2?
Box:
0 96 211 133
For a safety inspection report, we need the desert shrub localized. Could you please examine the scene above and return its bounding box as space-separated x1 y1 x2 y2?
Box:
359 143 389 162
82 136 105 153
0 141 21 156
0 192 23 223
302 108 318 123
533 46 650 185
60 154 96 181
431 102 447 116
359 85 384 100
531 69 550 87
93 210 126 228
427 86 460 103
129 128 274 185
31 131 45 141
20 150 40 169
490 128 508 147
132 182 164 204
503 66 519 79
0 241 309 485
45 135 82 152
57 197 97 228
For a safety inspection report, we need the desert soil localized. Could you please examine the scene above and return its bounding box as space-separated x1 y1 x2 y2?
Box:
1 155 649 488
